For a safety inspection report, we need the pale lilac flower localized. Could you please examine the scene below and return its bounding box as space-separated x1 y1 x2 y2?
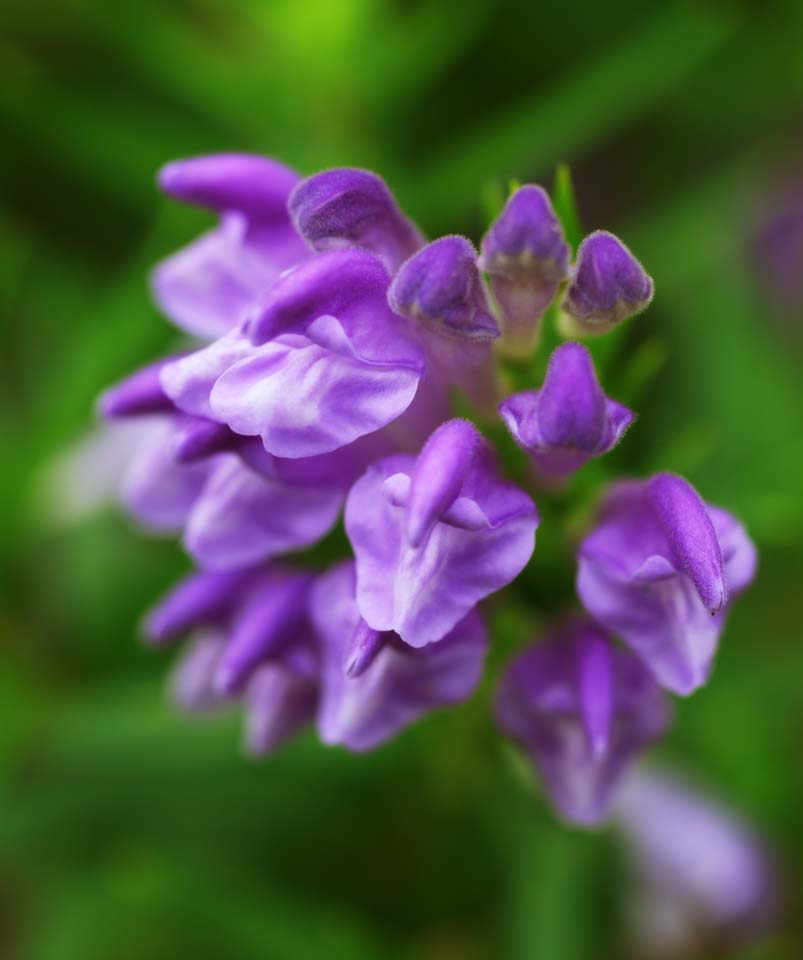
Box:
345 419 538 648
500 342 634 476
479 185 570 353
162 249 436 458
289 167 424 272
152 153 309 338
309 561 488 750
614 770 777 954
496 620 669 825
561 230 653 336
577 474 757 695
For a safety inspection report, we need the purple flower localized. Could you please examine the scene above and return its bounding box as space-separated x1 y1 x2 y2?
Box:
613 770 777 953
561 230 653 335
479 185 570 354
152 565 320 753
161 249 434 458
577 474 757 695
499 342 634 476
345 419 538 647
496 620 670 826
309 561 488 751
108 405 353 568
152 153 309 338
118 417 216 534
289 168 424 272
182 452 348 571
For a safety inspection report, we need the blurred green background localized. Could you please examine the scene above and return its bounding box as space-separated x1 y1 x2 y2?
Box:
2 0 803 957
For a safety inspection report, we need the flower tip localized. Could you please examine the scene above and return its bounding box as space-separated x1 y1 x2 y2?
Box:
289 167 423 269
480 184 569 276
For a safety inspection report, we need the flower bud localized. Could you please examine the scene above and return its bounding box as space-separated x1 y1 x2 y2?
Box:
389 236 499 343
480 185 570 354
499 342 634 476
561 230 653 335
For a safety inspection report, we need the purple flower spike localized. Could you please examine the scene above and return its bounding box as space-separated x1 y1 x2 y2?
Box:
389 235 499 343
310 562 488 751
496 620 670 826
153 153 309 339
499 342 634 476
561 230 654 336
480 186 570 354
289 168 424 272
577 474 757 695
345 419 538 647
613 771 777 954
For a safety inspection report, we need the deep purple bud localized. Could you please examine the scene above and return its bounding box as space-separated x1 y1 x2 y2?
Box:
289 168 424 272
496 620 670 826
577 475 757 694
389 236 500 342
158 153 300 223
480 186 570 354
98 360 176 418
561 230 653 335
614 771 777 954
499 342 634 476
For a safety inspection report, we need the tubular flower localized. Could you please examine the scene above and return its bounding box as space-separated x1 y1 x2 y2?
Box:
500 341 634 477
577 474 757 695
310 561 488 751
153 153 310 338
148 565 320 753
345 419 538 648
89 151 757 852
496 620 669 825
613 771 777 955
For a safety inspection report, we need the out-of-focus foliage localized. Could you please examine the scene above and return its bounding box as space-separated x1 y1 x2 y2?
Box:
1 1 802 957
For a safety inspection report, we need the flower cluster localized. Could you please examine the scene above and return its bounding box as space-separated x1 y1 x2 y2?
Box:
100 154 756 829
